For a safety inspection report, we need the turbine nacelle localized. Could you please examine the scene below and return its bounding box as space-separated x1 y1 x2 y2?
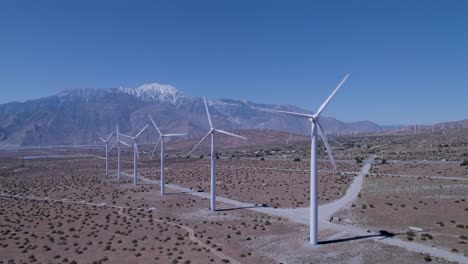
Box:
148 114 187 158
258 73 349 172
186 96 247 157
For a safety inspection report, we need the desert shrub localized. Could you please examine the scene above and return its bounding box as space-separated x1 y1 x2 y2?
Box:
421 233 433 240
423 254 432 262
293 158 301 162
355 157 363 164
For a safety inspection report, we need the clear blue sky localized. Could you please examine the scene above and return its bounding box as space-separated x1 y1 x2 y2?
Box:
1 0 467 125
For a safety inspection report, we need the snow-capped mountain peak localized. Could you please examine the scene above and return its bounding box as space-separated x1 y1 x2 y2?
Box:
118 83 187 104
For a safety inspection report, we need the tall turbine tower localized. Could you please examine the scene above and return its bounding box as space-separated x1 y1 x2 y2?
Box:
120 124 149 186
117 124 121 180
148 115 186 195
98 132 114 176
260 73 349 245
187 97 247 211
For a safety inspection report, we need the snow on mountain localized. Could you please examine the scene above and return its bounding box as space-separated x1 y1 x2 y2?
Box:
58 88 112 102
0 82 385 146
118 83 188 105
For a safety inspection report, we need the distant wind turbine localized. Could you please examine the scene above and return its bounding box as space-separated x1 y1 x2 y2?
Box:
259 73 350 245
148 115 186 195
98 132 114 176
120 124 149 185
187 97 247 211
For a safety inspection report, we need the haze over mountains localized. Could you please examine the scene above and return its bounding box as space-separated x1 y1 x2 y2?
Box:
0 83 399 146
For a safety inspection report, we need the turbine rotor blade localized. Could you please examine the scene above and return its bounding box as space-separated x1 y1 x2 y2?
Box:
164 133 187 137
98 137 106 142
106 132 114 141
203 97 213 128
135 124 149 138
314 73 349 118
258 108 314 119
151 137 162 158
119 140 132 148
316 121 337 171
186 131 211 157
108 141 117 152
119 134 134 140
148 115 162 135
216 129 247 140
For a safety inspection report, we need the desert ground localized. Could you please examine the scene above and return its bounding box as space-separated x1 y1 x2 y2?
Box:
1 129 467 263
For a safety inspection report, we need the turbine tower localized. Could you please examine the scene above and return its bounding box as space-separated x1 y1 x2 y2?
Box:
116 124 121 180
148 115 186 195
259 73 349 245
98 132 114 176
120 124 149 186
187 97 247 212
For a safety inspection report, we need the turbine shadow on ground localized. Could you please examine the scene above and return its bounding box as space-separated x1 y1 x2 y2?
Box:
164 190 196 195
318 230 399 245
215 205 263 212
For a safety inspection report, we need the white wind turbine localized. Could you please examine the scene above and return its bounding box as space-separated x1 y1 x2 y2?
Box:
98 132 114 176
187 97 247 212
259 73 349 245
148 114 187 195
120 124 149 185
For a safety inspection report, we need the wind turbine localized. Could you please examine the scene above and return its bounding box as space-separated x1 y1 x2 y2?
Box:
187 97 247 212
148 114 186 195
259 73 349 245
98 132 114 176
120 124 149 186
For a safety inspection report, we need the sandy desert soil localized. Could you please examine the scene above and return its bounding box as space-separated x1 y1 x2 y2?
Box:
1 129 468 263
1 155 455 264
334 175 468 256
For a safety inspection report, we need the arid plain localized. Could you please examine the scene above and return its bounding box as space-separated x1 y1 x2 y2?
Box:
1 129 467 264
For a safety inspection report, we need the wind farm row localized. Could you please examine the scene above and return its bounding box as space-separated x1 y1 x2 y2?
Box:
1 75 467 263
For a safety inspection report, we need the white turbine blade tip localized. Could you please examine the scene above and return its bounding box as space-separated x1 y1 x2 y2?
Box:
258 108 313 119
151 137 161 157
120 134 134 139
314 73 350 118
316 121 337 171
217 129 247 140
148 115 162 135
186 131 211 157
108 142 117 152
136 124 149 138
203 97 213 128
106 132 114 141
119 140 132 147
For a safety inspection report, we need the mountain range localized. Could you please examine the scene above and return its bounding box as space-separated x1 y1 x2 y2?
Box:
0 83 385 146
